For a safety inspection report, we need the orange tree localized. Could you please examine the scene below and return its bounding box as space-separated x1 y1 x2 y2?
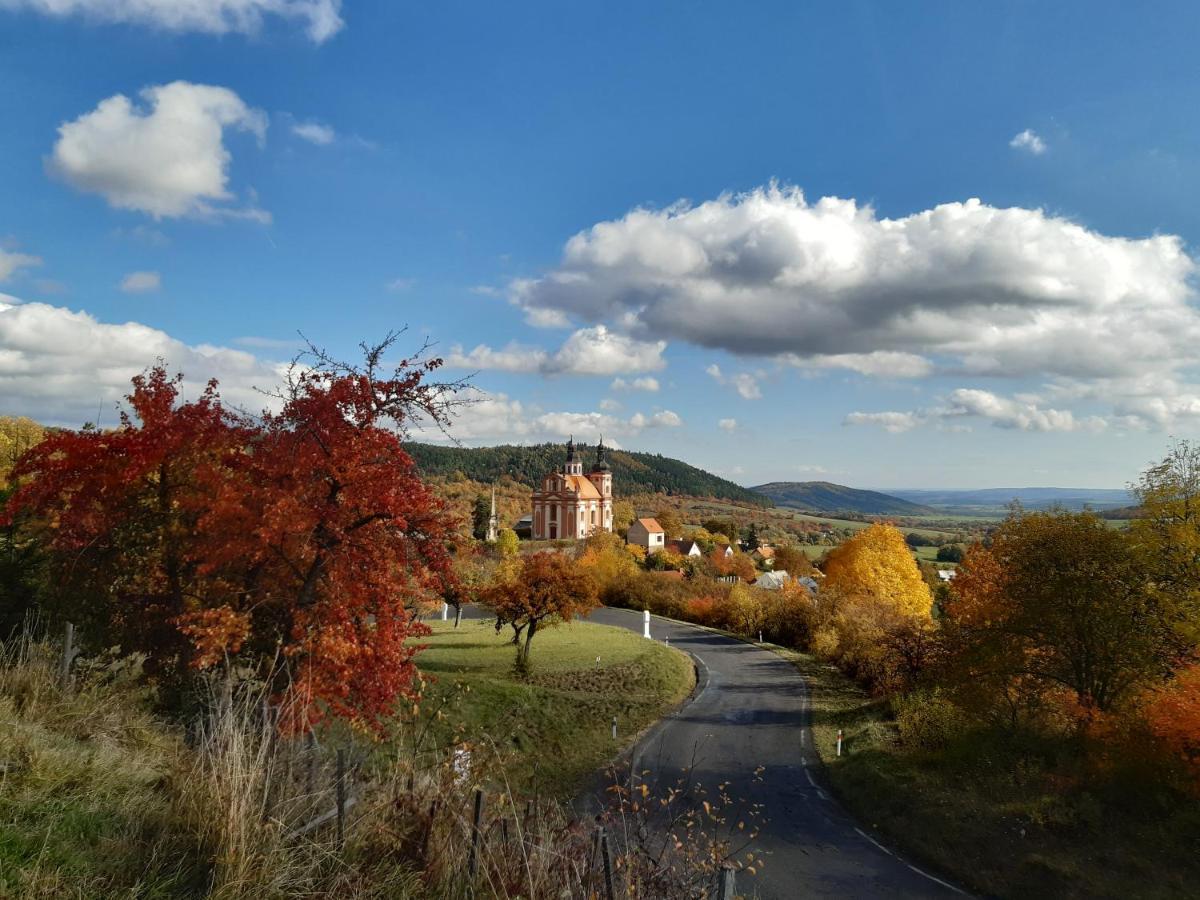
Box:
484 551 598 672
946 511 1175 715
4 335 465 732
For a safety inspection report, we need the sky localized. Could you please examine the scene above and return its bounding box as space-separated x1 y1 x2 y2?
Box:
2 1 1200 490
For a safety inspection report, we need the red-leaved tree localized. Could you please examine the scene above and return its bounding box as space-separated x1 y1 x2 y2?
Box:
4 334 467 732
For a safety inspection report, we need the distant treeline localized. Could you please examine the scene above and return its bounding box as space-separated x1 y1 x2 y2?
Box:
404 442 772 507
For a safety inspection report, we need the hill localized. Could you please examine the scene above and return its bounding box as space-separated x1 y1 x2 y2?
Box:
889 487 1134 513
404 442 772 506
750 481 936 515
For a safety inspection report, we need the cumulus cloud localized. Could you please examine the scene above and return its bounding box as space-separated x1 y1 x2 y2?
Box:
0 294 285 425
1010 129 1047 155
291 120 335 144
846 388 1109 434
119 270 161 293
0 0 343 42
706 364 761 399
49 81 269 221
718 417 737 432
445 325 665 377
417 387 680 445
0 248 41 282
512 184 1200 426
610 376 659 392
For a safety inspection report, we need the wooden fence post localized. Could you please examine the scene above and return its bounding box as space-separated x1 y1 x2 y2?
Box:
59 622 76 690
599 827 616 900
467 788 485 881
717 864 736 900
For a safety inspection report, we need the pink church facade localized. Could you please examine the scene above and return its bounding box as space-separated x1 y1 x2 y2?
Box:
531 437 614 540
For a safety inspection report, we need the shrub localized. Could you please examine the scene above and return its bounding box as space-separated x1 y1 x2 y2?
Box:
894 689 969 751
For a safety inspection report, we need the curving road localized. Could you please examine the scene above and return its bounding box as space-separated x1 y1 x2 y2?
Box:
583 607 965 899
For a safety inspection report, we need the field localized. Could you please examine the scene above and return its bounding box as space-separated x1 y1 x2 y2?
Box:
771 646 1200 899
413 618 695 797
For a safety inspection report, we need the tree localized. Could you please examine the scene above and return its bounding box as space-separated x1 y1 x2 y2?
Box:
1131 440 1200 643
612 499 635 536
822 524 933 619
471 494 491 541
703 518 740 543
773 544 812 577
936 544 965 563
947 511 1176 713
0 416 44 486
743 523 761 551
655 507 683 540
495 527 520 559
484 552 598 671
4 336 467 732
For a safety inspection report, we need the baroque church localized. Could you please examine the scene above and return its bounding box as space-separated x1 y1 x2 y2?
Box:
531 437 614 540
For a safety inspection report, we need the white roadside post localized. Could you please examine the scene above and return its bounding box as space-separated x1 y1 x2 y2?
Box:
441 602 448 621
837 728 844 757
643 609 651 639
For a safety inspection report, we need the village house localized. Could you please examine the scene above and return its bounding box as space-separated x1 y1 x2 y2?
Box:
530 437 614 540
667 537 703 557
627 517 666 553
752 545 775 567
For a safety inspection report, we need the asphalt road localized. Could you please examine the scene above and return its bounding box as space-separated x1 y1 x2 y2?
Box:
581 606 966 899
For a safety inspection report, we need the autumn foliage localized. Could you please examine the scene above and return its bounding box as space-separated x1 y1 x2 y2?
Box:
3 338 463 732
823 523 933 619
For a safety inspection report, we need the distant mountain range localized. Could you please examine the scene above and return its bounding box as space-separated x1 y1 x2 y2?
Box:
750 481 937 516
887 487 1135 512
404 442 772 506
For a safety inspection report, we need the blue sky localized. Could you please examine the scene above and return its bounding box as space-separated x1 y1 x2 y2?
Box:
2 1 1199 489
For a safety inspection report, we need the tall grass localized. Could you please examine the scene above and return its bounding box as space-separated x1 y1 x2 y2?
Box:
1 629 750 898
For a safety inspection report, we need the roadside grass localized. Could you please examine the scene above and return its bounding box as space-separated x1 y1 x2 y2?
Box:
0 643 201 898
410 619 695 798
773 646 1200 899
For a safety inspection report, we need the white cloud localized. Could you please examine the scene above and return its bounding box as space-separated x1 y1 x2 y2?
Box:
291 120 335 144
49 81 269 221
0 294 285 425
610 376 660 392
386 277 416 293
513 184 1200 426
706 363 761 399
846 388 1109 434
421 387 680 445
789 351 933 379
445 325 666 377
0 249 41 282
843 411 922 434
599 398 621 412
0 0 343 42
119 270 161 293
1010 129 1047 155
718 417 737 432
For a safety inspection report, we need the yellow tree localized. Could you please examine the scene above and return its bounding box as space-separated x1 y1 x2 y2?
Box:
0 417 44 486
823 524 933 619
1131 440 1200 642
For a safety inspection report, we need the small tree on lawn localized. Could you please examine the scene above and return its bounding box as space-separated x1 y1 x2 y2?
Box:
485 551 598 674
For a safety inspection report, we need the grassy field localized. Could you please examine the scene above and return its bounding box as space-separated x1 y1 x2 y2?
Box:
770 646 1200 899
412 619 695 798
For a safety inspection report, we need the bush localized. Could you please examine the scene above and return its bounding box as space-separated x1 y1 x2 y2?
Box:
894 689 970 751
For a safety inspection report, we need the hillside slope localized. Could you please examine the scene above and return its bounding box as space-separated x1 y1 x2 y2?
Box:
405 442 771 506
751 481 936 515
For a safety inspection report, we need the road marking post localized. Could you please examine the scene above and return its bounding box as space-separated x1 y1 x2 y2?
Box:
643 608 651 638
611 716 617 740
441 602 448 621
837 729 843 757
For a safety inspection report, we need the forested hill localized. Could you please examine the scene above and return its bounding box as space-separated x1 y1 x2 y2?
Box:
751 481 936 515
404 442 772 506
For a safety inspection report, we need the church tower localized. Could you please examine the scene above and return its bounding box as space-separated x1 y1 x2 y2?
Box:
587 437 614 533
563 434 584 476
486 485 498 542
